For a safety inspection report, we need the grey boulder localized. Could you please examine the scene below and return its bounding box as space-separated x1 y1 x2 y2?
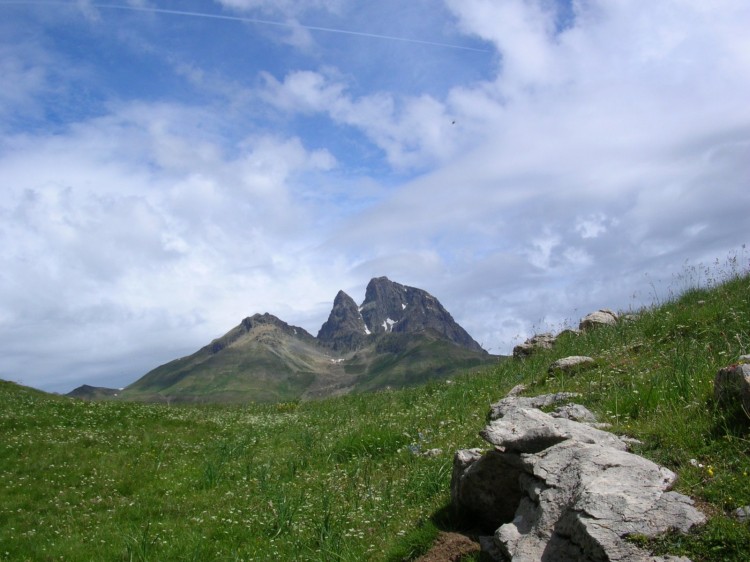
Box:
452 390 705 561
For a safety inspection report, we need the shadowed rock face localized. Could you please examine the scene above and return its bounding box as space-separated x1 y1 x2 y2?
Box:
319 276 485 353
317 290 369 352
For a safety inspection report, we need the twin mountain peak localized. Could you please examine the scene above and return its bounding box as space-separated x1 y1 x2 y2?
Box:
74 277 497 403
319 276 483 352
214 276 483 354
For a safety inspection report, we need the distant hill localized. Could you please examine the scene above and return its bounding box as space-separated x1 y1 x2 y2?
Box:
66 384 121 400
82 277 499 404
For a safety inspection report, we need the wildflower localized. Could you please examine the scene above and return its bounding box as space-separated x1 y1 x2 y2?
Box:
707 466 715 477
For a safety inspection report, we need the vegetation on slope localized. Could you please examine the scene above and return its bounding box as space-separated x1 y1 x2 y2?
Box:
1 257 749 560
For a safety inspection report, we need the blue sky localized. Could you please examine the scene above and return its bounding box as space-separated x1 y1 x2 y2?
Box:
1 0 749 393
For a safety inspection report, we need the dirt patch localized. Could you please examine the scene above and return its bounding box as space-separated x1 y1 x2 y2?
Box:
414 531 481 562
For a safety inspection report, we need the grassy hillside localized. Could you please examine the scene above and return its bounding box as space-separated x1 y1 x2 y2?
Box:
2 263 750 560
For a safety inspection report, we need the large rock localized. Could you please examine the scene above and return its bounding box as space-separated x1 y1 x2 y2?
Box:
452 390 705 561
714 362 750 417
579 309 618 331
512 333 556 358
548 355 596 375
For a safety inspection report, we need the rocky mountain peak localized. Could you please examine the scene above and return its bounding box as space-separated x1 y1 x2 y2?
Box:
360 277 411 335
320 277 485 354
317 291 369 352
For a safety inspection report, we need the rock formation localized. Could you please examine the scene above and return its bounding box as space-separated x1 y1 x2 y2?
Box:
512 333 556 358
452 386 705 561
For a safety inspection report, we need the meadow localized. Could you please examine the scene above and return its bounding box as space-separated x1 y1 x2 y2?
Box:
2 257 750 561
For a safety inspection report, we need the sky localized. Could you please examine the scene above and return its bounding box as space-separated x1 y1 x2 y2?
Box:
1 0 749 394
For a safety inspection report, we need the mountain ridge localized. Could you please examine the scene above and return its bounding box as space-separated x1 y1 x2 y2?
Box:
69 277 498 403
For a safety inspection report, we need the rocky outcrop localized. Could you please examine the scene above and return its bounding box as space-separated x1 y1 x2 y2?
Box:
452 387 705 561
580 309 619 331
513 333 556 358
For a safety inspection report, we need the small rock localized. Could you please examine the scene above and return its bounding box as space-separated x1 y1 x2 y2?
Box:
733 505 750 522
579 309 618 331
548 355 596 375
422 448 443 458
714 363 750 418
739 355 750 364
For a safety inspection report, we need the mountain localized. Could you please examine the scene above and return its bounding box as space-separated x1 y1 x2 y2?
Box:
320 276 485 352
66 384 120 400
112 277 500 403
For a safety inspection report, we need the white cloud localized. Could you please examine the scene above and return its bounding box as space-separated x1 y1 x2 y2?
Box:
575 214 609 239
0 100 345 391
446 0 558 88
261 69 462 169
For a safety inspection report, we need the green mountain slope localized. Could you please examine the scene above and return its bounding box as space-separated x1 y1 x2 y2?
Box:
121 313 342 403
120 315 498 403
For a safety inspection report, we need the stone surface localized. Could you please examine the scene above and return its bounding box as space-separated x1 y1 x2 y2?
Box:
548 355 596 375
714 363 750 416
550 402 598 423
452 390 705 561
579 309 619 331
512 333 556 358
482 398 627 455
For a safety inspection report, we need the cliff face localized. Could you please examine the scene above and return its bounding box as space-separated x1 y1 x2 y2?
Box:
317 290 369 352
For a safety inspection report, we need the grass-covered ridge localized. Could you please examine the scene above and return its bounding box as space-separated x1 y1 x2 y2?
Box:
2 261 750 560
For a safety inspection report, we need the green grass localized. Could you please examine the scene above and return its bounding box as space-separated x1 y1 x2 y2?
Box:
2 257 750 560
